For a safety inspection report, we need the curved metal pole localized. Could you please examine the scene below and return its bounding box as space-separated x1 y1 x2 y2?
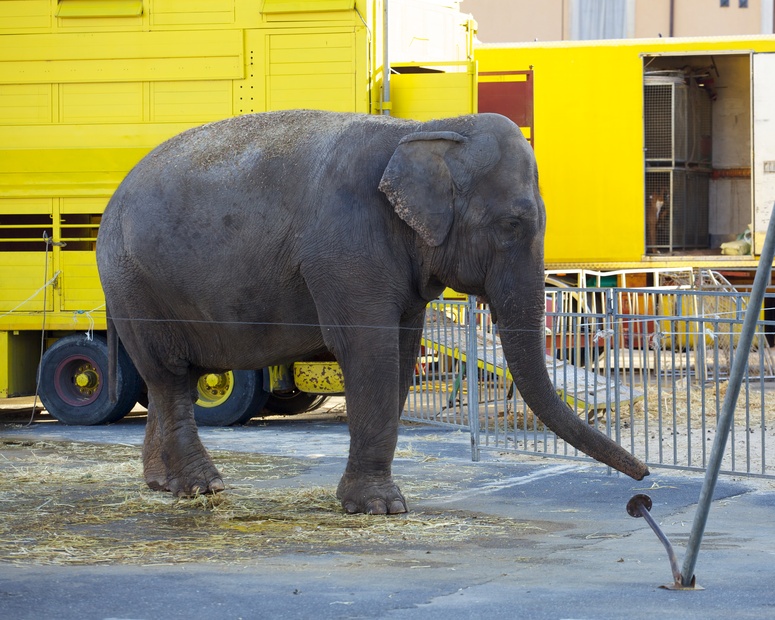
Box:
680 204 775 586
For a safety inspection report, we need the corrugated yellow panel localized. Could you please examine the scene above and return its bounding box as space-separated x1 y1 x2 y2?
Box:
0 122 197 197
261 0 354 13
268 74 356 112
0 197 52 215
151 0 236 26
0 84 52 124
0 31 243 84
60 251 104 311
270 50 355 73
0 0 51 33
60 197 108 214
0 122 193 150
2 149 143 175
0 252 54 312
56 1 143 17
391 71 475 121
0 147 149 198
60 82 143 123
266 31 356 112
151 81 232 121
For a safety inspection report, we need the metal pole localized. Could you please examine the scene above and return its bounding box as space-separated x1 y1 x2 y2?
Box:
680 203 775 586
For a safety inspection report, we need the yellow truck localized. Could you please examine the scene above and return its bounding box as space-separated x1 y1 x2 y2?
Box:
3 2 775 424
475 36 775 286
0 0 476 424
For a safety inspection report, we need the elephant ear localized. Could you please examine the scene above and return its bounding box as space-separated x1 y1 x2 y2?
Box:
379 131 466 247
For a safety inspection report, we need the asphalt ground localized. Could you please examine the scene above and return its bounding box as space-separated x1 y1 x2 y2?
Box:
1 398 774 620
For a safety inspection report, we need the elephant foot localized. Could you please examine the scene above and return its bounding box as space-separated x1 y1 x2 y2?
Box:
165 458 225 497
143 447 224 496
142 444 169 492
144 469 224 497
144 465 170 492
336 473 408 515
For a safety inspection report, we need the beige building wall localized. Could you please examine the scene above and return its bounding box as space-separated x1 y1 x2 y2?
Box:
638 0 770 37
459 0 568 42
461 0 774 42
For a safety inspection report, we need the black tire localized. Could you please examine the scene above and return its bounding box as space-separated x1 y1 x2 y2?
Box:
265 391 329 415
38 334 142 425
193 370 269 426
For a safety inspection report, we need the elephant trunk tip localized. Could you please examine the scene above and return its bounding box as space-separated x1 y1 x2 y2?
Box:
632 467 650 481
619 459 650 481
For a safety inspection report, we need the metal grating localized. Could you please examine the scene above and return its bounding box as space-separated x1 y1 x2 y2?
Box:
646 170 709 252
644 72 712 254
644 77 712 166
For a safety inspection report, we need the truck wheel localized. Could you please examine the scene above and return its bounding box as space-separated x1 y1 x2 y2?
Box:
38 334 142 425
194 370 269 426
265 391 329 415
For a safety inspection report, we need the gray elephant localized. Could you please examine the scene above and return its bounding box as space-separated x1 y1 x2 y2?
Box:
96 110 648 514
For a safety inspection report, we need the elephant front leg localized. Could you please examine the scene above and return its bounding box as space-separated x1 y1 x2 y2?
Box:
337 473 406 515
333 333 407 515
340 312 426 514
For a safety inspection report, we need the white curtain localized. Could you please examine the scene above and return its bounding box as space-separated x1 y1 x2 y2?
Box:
571 0 631 40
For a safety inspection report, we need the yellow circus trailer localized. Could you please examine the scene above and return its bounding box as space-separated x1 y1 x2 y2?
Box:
0 0 476 423
474 36 775 285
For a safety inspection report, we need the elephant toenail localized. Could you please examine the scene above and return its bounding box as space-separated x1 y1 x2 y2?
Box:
389 500 407 514
366 500 388 515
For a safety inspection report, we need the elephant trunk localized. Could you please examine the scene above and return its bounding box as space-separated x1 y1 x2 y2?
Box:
489 280 649 481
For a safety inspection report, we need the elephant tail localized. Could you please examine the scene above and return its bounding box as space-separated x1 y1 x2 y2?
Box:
106 307 118 403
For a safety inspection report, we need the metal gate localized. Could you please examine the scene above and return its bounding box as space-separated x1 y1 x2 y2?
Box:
403 287 775 479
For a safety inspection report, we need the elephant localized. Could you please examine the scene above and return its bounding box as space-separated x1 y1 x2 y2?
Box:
96 110 648 515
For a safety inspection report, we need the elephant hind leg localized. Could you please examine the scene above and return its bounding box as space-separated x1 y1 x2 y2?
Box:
142 399 168 491
142 373 224 497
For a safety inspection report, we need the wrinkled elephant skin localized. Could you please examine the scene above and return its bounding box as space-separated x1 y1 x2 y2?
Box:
96 110 648 514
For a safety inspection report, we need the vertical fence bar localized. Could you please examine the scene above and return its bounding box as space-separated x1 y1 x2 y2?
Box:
609 289 620 446
467 296 480 461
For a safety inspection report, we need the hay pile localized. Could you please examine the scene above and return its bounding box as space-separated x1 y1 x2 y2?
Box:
0 440 536 566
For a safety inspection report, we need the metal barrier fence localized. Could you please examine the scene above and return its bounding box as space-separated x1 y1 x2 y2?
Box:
403 287 775 479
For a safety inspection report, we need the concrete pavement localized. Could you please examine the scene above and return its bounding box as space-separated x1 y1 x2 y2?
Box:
1 402 773 619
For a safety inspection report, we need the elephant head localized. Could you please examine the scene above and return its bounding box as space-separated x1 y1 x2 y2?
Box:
380 113 648 481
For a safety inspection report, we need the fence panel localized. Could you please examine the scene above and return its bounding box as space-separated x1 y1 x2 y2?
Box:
402 288 775 479
404 299 471 429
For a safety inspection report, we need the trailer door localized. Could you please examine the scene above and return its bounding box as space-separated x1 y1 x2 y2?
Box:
753 53 775 254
